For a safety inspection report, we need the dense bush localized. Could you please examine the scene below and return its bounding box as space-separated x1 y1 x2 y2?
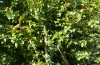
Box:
0 0 100 65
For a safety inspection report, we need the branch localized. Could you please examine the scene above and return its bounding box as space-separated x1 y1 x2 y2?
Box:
44 24 49 62
57 46 69 65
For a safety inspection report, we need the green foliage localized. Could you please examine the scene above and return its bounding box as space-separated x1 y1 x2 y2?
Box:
0 0 100 65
